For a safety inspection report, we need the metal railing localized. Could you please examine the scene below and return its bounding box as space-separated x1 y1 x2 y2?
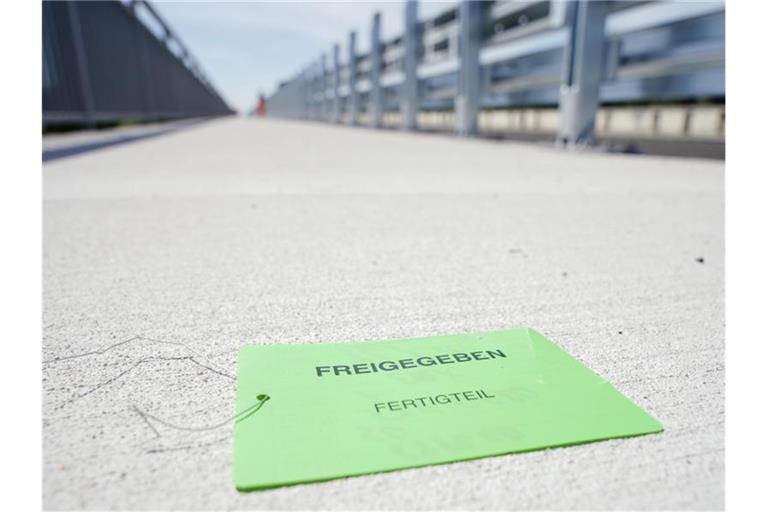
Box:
267 0 724 146
43 0 233 128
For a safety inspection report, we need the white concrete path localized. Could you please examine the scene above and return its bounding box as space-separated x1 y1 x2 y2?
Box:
43 117 723 509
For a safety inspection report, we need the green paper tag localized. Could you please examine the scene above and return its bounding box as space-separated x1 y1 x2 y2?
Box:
233 328 662 491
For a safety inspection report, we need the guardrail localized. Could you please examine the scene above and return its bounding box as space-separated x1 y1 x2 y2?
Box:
266 0 724 147
43 0 233 128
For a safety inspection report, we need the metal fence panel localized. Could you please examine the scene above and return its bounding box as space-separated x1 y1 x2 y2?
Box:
43 0 232 127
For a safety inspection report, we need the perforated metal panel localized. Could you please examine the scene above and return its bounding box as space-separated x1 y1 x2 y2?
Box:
43 0 232 127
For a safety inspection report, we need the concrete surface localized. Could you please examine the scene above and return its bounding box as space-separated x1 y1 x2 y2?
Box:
43 119 204 163
43 117 724 510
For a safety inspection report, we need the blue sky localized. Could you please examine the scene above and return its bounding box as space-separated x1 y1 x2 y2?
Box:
151 1 454 113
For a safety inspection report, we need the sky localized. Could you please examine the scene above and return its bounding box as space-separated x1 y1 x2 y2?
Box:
151 1 455 113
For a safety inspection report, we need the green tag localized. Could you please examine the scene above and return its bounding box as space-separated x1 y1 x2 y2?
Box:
233 328 662 491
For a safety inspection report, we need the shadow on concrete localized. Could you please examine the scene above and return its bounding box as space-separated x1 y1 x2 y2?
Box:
417 127 725 160
42 118 210 163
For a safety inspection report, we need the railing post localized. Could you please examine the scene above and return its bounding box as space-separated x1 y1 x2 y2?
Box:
456 0 485 137
370 12 383 129
66 1 95 127
315 59 323 121
348 31 358 126
320 53 328 122
309 64 316 120
400 0 419 131
298 68 305 120
129 1 157 120
309 64 316 121
332 44 341 123
302 67 311 120
557 0 608 147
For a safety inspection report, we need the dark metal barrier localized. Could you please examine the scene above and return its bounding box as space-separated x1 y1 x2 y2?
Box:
43 0 233 128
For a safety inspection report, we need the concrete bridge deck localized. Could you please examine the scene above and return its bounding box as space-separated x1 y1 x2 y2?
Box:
43 117 724 509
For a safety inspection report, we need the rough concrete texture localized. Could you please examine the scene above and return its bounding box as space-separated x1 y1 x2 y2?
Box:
42 119 191 153
43 117 724 510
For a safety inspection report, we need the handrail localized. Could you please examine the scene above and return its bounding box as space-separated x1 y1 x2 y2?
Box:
267 0 724 147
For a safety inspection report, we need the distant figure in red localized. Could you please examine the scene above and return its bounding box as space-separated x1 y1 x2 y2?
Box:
255 94 266 117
